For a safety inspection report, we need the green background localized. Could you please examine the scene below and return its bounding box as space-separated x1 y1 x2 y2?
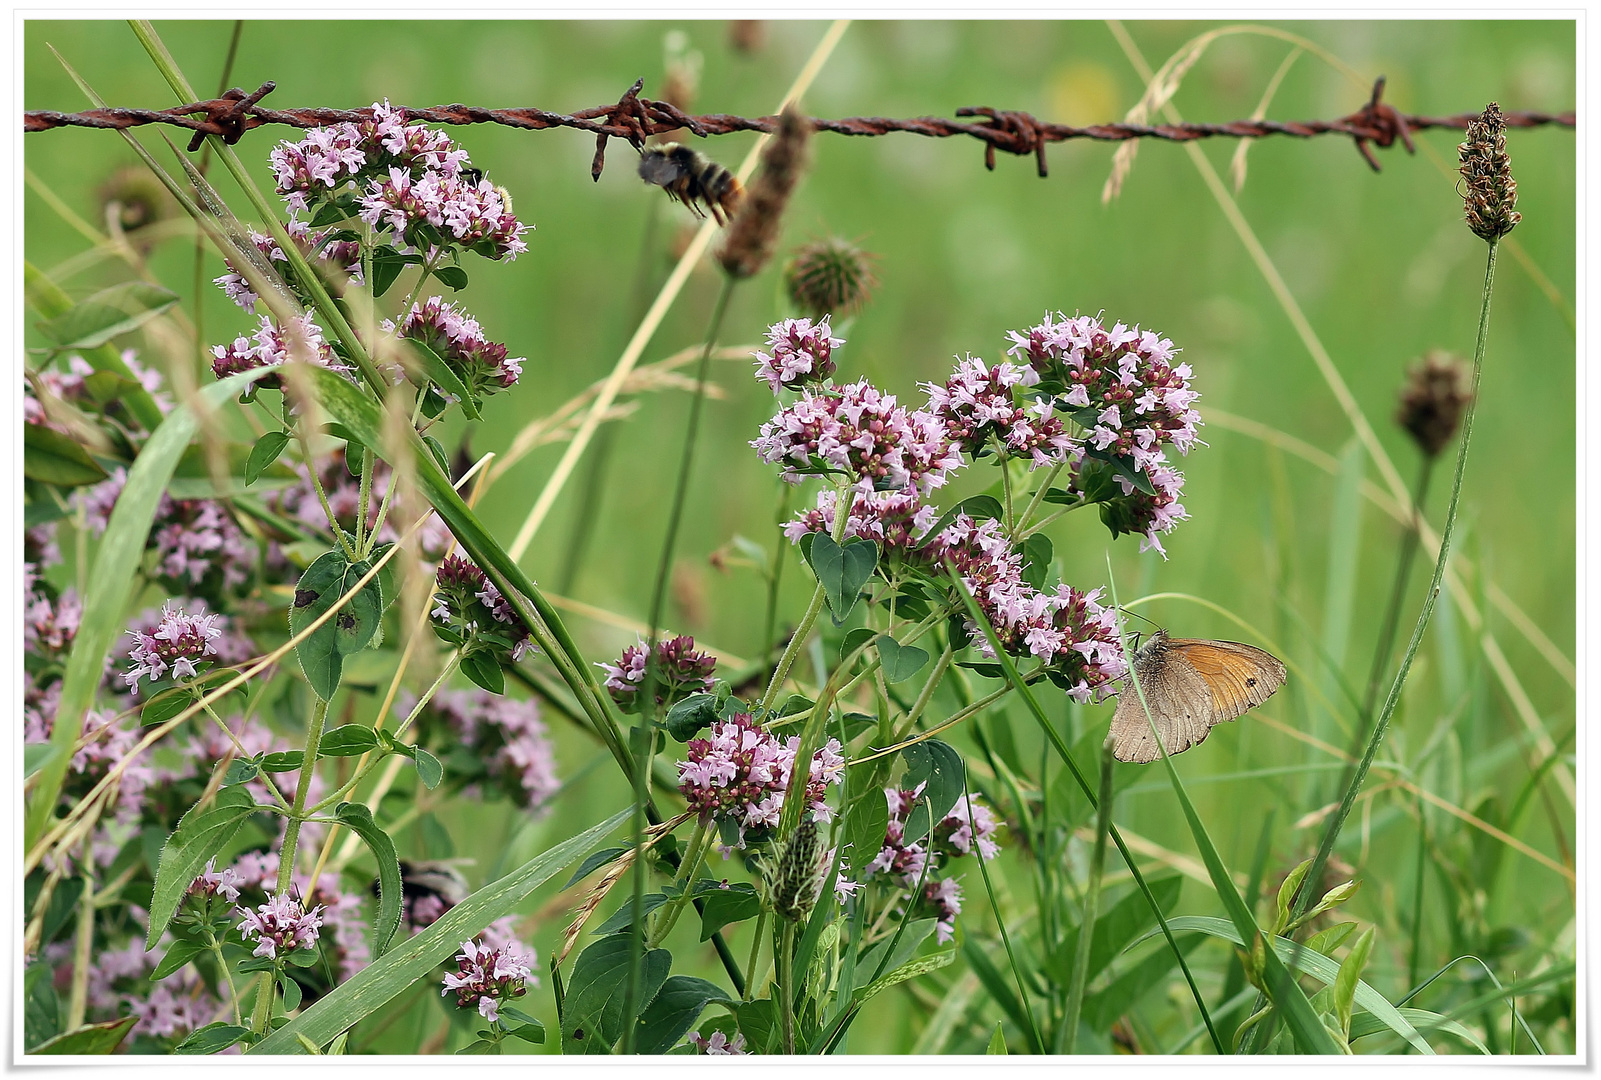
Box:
24 19 1575 1054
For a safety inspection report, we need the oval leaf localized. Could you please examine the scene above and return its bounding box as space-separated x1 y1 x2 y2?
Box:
876 635 930 684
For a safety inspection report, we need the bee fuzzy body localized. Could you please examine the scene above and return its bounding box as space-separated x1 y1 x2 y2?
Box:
638 144 743 225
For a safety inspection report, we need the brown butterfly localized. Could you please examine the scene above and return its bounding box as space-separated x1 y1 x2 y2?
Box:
1108 628 1286 763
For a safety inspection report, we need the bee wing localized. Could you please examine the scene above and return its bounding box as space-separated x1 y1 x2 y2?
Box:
1167 639 1287 723
1109 658 1215 764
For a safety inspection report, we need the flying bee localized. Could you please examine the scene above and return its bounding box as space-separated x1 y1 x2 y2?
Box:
637 143 743 226
375 859 472 919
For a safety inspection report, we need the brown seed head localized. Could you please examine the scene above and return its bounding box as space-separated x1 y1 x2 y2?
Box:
96 164 176 241
728 20 765 55
1397 350 1474 458
1458 102 1521 242
784 236 879 319
718 104 811 280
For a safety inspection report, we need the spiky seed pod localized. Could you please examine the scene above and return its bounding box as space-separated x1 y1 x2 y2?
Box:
768 819 826 922
718 104 811 280
784 237 879 320
1458 102 1521 242
1397 350 1474 458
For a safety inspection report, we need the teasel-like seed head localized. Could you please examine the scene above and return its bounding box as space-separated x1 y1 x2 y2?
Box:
1458 103 1521 242
718 104 812 280
784 237 879 320
1397 350 1474 458
97 164 176 240
768 819 827 922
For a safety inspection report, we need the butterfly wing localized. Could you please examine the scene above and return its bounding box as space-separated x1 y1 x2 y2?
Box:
1108 656 1216 764
1167 639 1287 723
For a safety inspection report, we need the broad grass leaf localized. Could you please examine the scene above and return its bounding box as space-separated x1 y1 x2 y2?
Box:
1051 875 1182 982
23 744 58 780
251 808 631 1054
1131 915 1434 1054
634 975 736 1054
23 423 108 487
560 933 671 1053
1084 932 1205 1030
333 802 403 956
1349 1008 1489 1054
28 1016 137 1055
24 263 164 430
987 1022 1008 1054
146 786 261 947
857 948 954 1004
856 918 937 991
34 281 178 350
961 938 1033 1041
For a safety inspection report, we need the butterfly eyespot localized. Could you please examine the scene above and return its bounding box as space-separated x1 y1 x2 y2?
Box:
1246 677 1257 687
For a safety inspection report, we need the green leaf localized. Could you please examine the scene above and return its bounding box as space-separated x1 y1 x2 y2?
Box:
1349 1008 1489 1054
591 893 670 937
317 725 379 758
1276 858 1314 933
23 743 58 780
151 938 206 981
843 786 890 879
1332 927 1375 1037
736 999 776 1054
288 550 382 700
855 918 937 991
252 808 632 1054
370 246 415 298
633 975 735 1054
1084 447 1157 496
565 847 627 889
422 434 451 477
876 635 930 684
25 263 165 431
405 339 480 421
697 883 761 941
175 1022 251 1055
919 494 1004 552
805 533 878 624
900 740 965 844
561 933 672 1053
664 692 720 741
1131 916 1433 1054
432 265 470 290
333 802 403 956
25 964 60 1050
40 880 84 947
222 758 260 786
413 746 443 790
461 650 505 695
279 972 304 1012
1306 921 1358 957
28 1016 137 1055
260 751 306 772
1018 532 1053 591
147 786 261 947
839 626 877 667
23 423 109 488
34 281 179 350
1084 932 1205 1030
987 1022 1008 1054
245 430 291 485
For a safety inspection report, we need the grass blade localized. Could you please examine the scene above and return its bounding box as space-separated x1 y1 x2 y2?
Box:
1105 561 1341 1055
251 808 630 1054
1062 737 1114 1053
944 563 1224 1054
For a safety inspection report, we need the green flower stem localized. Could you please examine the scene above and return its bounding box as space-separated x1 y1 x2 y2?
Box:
199 697 293 813
356 442 374 552
295 427 359 561
248 969 276 1035
761 487 793 690
275 697 330 898
778 919 799 1053
757 480 851 715
1019 497 1093 540
1017 460 1066 533
1063 737 1115 1054
965 781 1044 1054
1289 239 1498 935
308 651 460 815
647 819 711 949
210 934 244 1026
886 644 953 746
743 906 769 1003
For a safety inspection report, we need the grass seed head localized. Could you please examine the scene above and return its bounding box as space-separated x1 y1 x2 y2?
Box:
1458 102 1521 242
718 104 811 279
1397 350 1474 458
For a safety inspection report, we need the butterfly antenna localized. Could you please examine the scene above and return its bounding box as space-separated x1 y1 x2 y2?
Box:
1119 607 1162 630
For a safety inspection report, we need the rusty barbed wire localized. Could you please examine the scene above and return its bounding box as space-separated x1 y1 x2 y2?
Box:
23 76 1574 178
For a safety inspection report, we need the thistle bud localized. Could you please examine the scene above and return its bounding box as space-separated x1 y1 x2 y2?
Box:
1458 103 1521 242
718 104 811 280
784 237 879 320
1397 350 1473 458
769 819 827 922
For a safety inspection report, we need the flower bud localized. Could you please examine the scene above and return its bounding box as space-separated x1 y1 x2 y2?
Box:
770 819 827 922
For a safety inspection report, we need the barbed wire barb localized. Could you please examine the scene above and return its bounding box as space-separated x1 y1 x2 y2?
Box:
24 77 1574 181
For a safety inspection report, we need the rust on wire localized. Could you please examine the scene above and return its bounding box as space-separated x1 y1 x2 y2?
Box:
24 77 1575 180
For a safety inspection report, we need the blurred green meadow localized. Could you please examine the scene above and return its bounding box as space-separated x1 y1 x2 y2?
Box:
24 19 1574 1054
